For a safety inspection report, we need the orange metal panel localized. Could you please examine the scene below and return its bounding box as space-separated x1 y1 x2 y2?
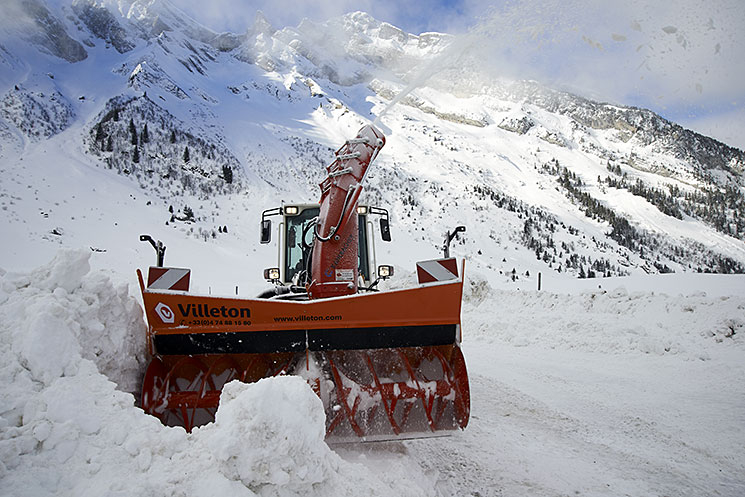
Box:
142 277 464 337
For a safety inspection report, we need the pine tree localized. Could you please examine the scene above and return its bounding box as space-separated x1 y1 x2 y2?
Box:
106 136 113 152
129 118 138 145
133 145 140 163
170 130 177 144
183 146 190 163
222 165 233 184
142 123 150 143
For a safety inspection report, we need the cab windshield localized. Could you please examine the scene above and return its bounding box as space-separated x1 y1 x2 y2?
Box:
284 208 370 284
284 208 318 283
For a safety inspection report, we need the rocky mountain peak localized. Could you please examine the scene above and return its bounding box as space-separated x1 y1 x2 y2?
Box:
251 11 275 36
3 0 88 62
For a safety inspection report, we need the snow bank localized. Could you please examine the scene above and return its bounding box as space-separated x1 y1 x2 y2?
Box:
0 249 145 425
0 250 435 497
463 271 745 359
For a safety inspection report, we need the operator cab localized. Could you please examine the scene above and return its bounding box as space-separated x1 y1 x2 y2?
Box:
260 204 392 290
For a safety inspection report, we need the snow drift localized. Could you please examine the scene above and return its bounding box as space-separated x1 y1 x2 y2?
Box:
463 271 745 359
0 250 434 497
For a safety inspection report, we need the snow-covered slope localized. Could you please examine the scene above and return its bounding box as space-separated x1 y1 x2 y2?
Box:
0 0 744 286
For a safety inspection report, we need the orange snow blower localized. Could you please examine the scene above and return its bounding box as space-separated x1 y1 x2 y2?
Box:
138 125 470 440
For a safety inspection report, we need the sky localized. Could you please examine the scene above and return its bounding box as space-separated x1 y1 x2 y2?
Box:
175 0 745 150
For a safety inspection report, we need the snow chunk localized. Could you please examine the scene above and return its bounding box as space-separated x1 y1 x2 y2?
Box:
191 377 426 496
196 377 342 492
30 248 90 292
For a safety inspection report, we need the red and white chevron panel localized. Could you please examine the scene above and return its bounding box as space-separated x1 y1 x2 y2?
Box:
147 267 191 291
416 258 459 284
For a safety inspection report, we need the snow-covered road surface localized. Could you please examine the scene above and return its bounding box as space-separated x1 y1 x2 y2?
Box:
342 278 745 496
393 344 744 496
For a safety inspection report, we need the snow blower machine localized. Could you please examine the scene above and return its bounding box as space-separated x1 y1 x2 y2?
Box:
137 125 470 440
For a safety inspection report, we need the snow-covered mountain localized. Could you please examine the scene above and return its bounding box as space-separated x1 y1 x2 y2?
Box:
1 0 744 290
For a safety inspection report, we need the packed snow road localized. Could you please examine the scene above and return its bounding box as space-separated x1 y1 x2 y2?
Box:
393 344 745 497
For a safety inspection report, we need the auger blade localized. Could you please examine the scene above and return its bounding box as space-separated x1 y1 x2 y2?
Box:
321 345 470 441
140 345 470 440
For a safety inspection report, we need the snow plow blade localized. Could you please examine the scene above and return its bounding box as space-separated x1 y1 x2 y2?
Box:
137 267 470 440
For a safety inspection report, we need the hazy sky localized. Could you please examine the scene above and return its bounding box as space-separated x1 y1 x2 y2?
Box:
176 0 745 150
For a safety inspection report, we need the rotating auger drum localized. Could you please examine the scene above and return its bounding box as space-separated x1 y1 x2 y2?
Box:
139 342 469 439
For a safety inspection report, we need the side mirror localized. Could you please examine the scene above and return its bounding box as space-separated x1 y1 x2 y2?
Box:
443 225 466 258
140 234 166 266
380 218 391 242
260 219 272 244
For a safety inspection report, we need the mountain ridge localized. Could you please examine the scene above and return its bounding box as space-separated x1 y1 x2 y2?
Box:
1 0 744 287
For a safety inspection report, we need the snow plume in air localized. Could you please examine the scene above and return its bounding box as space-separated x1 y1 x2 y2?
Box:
374 32 476 126
0 0 43 33
390 0 744 144
169 0 742 142
175 0 470 35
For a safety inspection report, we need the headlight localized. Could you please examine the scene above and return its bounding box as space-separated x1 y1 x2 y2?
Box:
284 206 299 215
357 205 368 215
264 267 280 281
377 265 394 279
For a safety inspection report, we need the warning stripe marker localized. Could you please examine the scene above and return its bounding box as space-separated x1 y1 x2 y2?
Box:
416 258 459 284
147 267 191 291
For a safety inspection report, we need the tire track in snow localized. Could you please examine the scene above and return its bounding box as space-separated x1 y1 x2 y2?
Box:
402 363 744 497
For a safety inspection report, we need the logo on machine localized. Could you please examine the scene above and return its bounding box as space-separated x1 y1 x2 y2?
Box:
155 302 175 323
324 232 356 278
